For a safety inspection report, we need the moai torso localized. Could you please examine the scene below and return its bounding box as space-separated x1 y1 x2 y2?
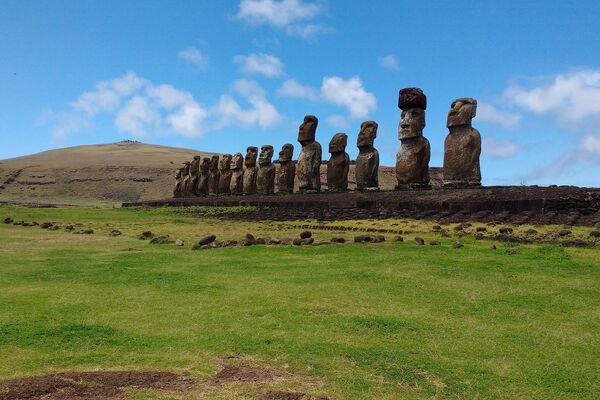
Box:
355 121 380 190
443 98 482 187
218 154 233 194
276 144 295 194
230 153 244 195
326 133 349 192
208 155 220 195
257 145 276 195
173 167 184 198
243 146 258 195
395 88 431 189
296 115 321 193
181 163 193 196
189 156 201 195
196 158 210 195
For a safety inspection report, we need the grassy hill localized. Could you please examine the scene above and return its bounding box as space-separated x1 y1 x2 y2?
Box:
0 141 215 206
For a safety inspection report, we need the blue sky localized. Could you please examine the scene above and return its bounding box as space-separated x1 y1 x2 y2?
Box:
2 0 600 186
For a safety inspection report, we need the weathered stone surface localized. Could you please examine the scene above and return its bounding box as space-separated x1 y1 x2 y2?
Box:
243 147 258 195
150 235 173 244
180 162 193 196
4 217 13 224
355 121 379 191
196 157 210 195
327 133 349 192
189 156 201 195
173 165 185 198
296 115 322 193
443 98 481 187
394 235 404 242
414 237 425 245
208 155 220 195
293 238 314 245
109 229 122 236
218 154 233 194
257 145 276 195
40 222 53 229
230 152 244 195
139 231 154 240
453 241 464 248
197 234 217 246
276 144 295 194
300 230 312 239
175 239 184 246
331 237 346 243
396 88 430 189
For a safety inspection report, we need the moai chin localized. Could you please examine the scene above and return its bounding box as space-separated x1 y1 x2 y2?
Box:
243 146 258 195
276 144 295 194
296 115 322 193
173 165 185 198
207 155 220 195
395 88 431 189
190 156 201 195
355 121 380 191
443 98 481 187
229 152 244 195
196 157 210 195
218 154 233 194
327 133 349 192
257 145 276 195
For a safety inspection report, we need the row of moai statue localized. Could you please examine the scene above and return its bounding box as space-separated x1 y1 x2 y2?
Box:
173 87 481 197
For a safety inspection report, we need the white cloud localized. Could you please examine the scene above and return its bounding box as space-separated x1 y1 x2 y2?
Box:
234 53 284 78
177 46 209 70
582 134 600 154
326 114 349 128
234 0 332 40
378 54 399 71
321 76 377 119
477 102 522 129
482 136 521 159
115 96 160 137
278 79 319 101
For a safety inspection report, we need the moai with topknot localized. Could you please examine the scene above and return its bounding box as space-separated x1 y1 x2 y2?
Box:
196 157 210 195
276 144 295 194
218 154 233 194
326 133 349 192
208 155 220 195
296 115 322 193
355 121 380 191
443 98 481 187
396 88 431 189
230 152 244 195
243 146 258 195
257 145 276 195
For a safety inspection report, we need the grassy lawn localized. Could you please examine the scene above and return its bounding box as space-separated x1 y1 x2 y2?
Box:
0 206 599 399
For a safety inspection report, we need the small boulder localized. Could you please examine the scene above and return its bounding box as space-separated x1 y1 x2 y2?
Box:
109 229 122 237
394 235 404 242
476 226 487 232
524 229 538 236
243 233 256 245
279 237 293 245
414 237 425 245
491 244 497 250
558 229 571 237
150 235 172 244
293 238 314 246
439 229 450 237
453 224 464 232
175 239 184 246
354 235 373 243
65 224 74 232
452 241 463 249
331 237 346 243
4 217 14 224
40 222 53 229
431 225 441 231
499 227 513 234
75 229 94 235
197 234 217 246
475 233 484 240
589 230 600 238
13 220 23 226
372 235 386 243
139 231 154 240
300 231 312 239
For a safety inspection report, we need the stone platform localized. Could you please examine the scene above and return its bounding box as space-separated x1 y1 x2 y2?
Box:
123 186 600 227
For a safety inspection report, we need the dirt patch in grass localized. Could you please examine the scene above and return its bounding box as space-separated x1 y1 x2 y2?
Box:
212 364 287 384
0 371 193 400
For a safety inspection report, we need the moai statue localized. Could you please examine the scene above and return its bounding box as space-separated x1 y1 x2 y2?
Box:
327 133 349 192
208 155 220 195
296 115 322 193
276 144 295 194
396 88 431 189
173 165 185 197
180 162 193 196
355 121 380 191
257 145 276 195
189 155 201 195
243 146 258 195
196 157 210 195
443 98 481 187
230 152 244 195
218 154 233 194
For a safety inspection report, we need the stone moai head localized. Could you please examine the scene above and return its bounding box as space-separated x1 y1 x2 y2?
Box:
231 152 243 170
329 133 348 153
278 144 294 162
357 121 378 148
447 98 477 128
245 146 258 167
199 157 210 172
298 115 318 145
183 162 191 174
219 154 232 171
398 88 427 140
259 145 274 165
209 155 219 171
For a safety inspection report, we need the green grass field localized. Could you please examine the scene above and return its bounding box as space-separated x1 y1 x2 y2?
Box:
0 206 599 399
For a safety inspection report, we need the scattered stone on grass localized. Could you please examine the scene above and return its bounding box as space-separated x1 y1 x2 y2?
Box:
279 237 293 245
414 237 425 245
40 222 53 229
243 233 256 246
109 229 122 236
331 237 346 243
506 247 519 255
558 229 571 236
300 230 312 239
431 225 441 231
524 228 538 235
439 229 450 237
175 239 184 246
476 226 487 232
12 220 23 226
491 244 497 250
452 241 463 248
394 235 404 242
590 230 600 238
197 234 217 246
499 227 513 234
138 231 154 240
293 238 314 246
150 235 173 244
65 224 74 232
74 229 94 235
3 217 13 224
475 233 484 240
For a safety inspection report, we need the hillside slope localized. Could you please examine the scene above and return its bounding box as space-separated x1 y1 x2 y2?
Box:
0 141 214 206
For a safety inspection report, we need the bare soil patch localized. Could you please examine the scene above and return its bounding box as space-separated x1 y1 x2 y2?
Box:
0 371 193 400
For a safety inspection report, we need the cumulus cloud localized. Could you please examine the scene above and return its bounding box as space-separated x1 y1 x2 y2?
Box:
321 76 377 119
47 71 281 139
234 53 284 78
477 102 522 129
177 46 209 70
326 114 349 128
234 0 332 40
277 79 319 101
378 54 399 71
482 136 521 159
